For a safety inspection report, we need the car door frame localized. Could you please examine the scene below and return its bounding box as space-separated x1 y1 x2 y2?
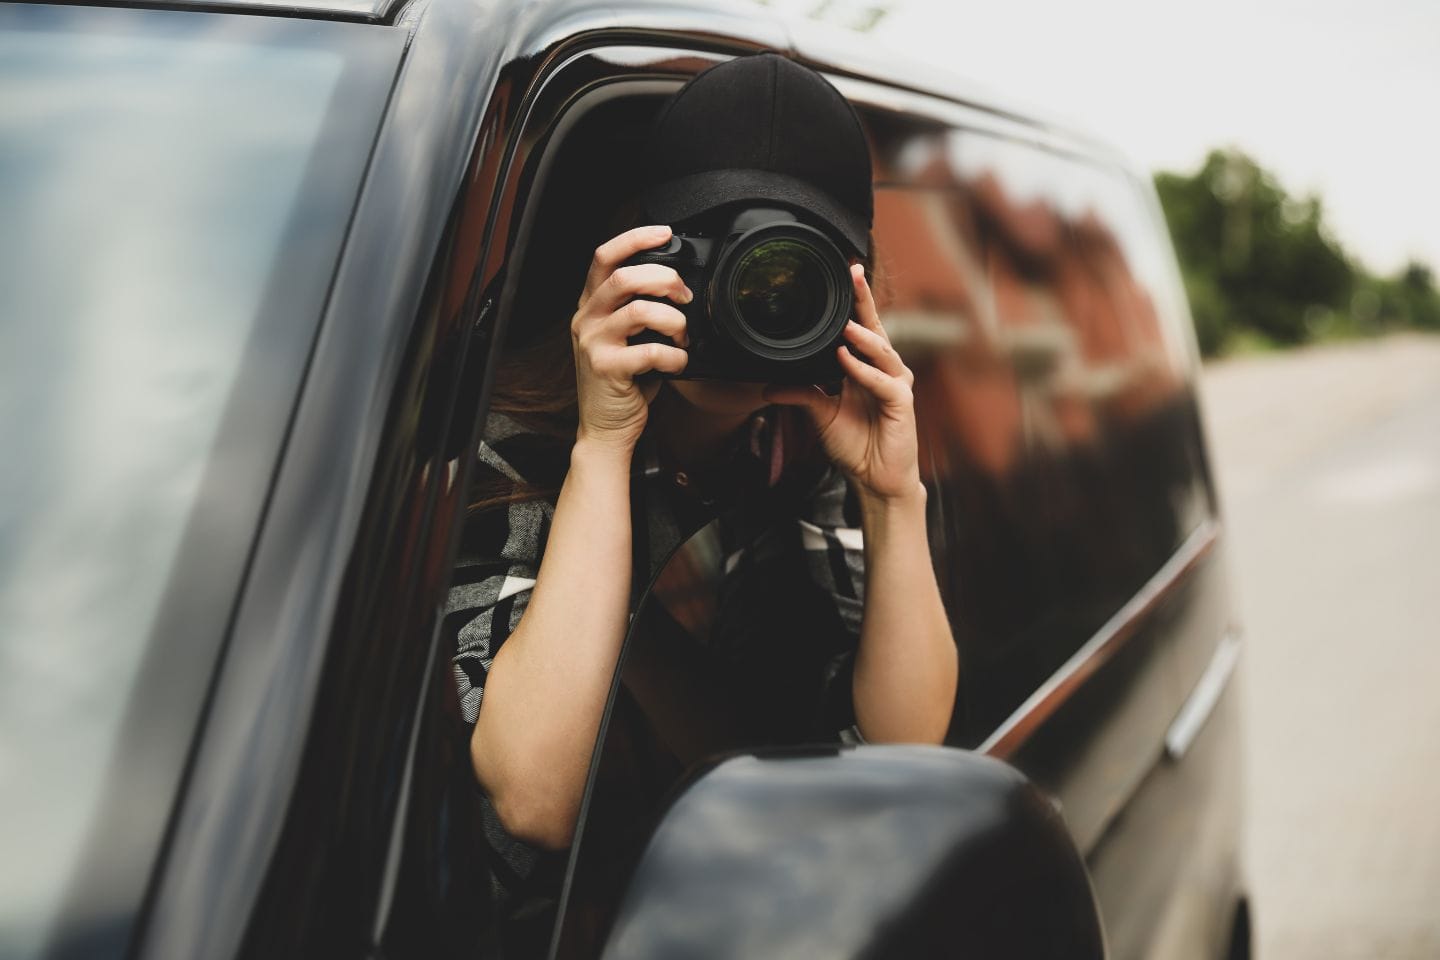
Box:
133 0 522 954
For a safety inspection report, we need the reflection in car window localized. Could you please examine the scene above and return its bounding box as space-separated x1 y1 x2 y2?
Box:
0 7 397 955
868 120 1213 736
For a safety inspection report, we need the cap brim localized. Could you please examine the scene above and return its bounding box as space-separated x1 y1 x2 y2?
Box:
641 168 870 259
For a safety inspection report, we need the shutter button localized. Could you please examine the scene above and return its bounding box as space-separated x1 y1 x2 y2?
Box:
673 471 689 488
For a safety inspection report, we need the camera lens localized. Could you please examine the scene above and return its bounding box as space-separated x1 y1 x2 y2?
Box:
731 239 832 342
708 214 852 378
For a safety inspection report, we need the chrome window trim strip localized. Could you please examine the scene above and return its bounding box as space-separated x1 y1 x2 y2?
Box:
978 519 1220 760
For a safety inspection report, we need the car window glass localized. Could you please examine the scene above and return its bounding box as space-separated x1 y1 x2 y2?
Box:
0 7 397 954
864 114 1212 737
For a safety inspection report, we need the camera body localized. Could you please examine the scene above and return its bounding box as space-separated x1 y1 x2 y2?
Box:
623 206 854 385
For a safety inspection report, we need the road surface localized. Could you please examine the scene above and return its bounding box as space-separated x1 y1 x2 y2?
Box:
1199 333 1440 959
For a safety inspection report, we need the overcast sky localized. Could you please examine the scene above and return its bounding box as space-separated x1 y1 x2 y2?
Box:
849 0 1437 275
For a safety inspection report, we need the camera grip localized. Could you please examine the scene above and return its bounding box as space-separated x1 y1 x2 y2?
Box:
620 235 692 359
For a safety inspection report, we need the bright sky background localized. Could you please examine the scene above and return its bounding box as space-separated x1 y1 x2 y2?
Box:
794 0 1438 276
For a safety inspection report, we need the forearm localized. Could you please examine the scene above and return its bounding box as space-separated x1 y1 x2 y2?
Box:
851 483 958 744
470 437 634 847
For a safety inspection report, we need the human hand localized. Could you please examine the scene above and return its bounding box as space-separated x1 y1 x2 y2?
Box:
763 264 922 503
571 225 693 451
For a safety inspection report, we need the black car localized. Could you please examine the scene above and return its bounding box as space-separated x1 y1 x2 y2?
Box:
1 0 1248 957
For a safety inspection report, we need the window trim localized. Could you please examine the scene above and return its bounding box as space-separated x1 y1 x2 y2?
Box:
977 518 1221 762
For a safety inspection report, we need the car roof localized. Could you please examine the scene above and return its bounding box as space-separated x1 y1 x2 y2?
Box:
196 0 396 21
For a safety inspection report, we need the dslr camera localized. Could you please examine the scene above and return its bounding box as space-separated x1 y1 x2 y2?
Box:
624 206 854 385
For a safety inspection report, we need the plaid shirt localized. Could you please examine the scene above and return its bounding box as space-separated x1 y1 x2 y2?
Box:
447 407 866 729
444 406 867 907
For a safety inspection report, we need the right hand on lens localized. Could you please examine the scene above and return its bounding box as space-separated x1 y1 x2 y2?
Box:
571 225 693 451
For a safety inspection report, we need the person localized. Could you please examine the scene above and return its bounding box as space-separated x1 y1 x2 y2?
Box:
444 51 958 906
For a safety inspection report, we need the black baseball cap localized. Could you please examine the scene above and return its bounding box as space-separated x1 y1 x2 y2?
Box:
639 52 874 258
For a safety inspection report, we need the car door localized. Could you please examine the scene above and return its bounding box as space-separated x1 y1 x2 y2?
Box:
812 59 1234 958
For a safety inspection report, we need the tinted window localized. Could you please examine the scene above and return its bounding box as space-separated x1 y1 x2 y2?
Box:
864 116 1211 737
0 7 399 955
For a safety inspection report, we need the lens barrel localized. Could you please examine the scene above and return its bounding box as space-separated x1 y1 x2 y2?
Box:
711 220 852 363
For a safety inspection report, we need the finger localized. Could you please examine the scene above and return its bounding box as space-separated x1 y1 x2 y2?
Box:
838 343 911 407
607 341 689 378
606 299 688 347
582 225 673 303
588 262 693 316
842 320 906 378
851 263 885 331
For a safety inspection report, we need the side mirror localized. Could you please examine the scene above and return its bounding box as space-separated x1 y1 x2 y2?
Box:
598 745 1105 960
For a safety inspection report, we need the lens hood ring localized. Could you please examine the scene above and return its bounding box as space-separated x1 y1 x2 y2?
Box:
709 220 853 362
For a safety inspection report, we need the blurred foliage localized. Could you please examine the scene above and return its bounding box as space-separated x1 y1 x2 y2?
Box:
1154 149 1440 357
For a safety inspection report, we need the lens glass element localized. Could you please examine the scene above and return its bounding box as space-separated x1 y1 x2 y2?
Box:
731 239 832 342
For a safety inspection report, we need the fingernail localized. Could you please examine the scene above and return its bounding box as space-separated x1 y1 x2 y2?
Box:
682 286 694 303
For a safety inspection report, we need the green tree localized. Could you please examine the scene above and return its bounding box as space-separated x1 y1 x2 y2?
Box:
1398 262 1440 330
1156 149 1356 353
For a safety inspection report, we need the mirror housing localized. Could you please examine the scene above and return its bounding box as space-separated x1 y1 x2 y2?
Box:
599 745 1105 960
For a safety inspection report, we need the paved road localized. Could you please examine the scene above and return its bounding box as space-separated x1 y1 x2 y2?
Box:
1199 334 1440 960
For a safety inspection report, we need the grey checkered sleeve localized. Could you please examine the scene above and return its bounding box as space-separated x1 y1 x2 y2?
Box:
794 464 866 637
446 419 557 726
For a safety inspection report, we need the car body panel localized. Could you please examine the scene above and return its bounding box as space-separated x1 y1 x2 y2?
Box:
134 0 508 953
1 7 405 957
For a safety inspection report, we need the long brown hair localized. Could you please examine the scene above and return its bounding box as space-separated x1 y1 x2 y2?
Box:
463 329 579 513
